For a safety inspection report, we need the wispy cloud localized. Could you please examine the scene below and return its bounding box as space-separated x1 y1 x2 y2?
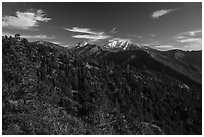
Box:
142 30 202 51
177 38 201 43
65 27 111 41
65 27 104 35
151 9 178 19
21 34 55 39
109 37 131 43
155 45 174 48
72 34 111 41
3 9 51 30
174 30 202 50
142 40 176 50
154 45 178 51
175 30 201 41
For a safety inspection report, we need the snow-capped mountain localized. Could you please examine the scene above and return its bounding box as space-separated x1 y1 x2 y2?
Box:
69 39 147 56
69 39 144 52
104 39 141 50
76 41 89 48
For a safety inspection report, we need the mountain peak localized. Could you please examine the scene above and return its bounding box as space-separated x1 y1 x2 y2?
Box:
104 39 141 50
77 41 89 47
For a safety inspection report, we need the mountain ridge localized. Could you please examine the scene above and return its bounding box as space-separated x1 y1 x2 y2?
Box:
67 40 201 86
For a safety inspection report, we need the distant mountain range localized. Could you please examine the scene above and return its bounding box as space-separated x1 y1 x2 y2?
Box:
68 39 202 87
31 40 202 87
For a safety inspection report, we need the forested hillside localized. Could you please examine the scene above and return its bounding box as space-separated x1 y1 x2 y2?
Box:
2 36 202 135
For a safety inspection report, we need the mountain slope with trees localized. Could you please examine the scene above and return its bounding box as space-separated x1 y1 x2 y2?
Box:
2 35 202 135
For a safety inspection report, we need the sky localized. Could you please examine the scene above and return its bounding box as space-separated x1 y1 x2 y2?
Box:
2 2 202 51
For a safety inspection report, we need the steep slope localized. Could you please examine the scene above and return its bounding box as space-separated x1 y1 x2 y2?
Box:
71 41 201 86
70 41 104 57
95 49 201 87
162 50 202 72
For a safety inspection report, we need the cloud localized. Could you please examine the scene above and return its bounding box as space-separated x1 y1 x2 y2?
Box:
154 45 177 51
65 27 104 35
110 27 118 34
178 38 201 43
188 30 202 37
21 34 55 39
175 30 201 40
72 34 111 41
142 40 176 50
109 37 131 43
155 45 174 48
174 30 202 50
66 27 111 41
183 43 202 51
2 9 51 29
142 30 202 51
151 9 178 19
